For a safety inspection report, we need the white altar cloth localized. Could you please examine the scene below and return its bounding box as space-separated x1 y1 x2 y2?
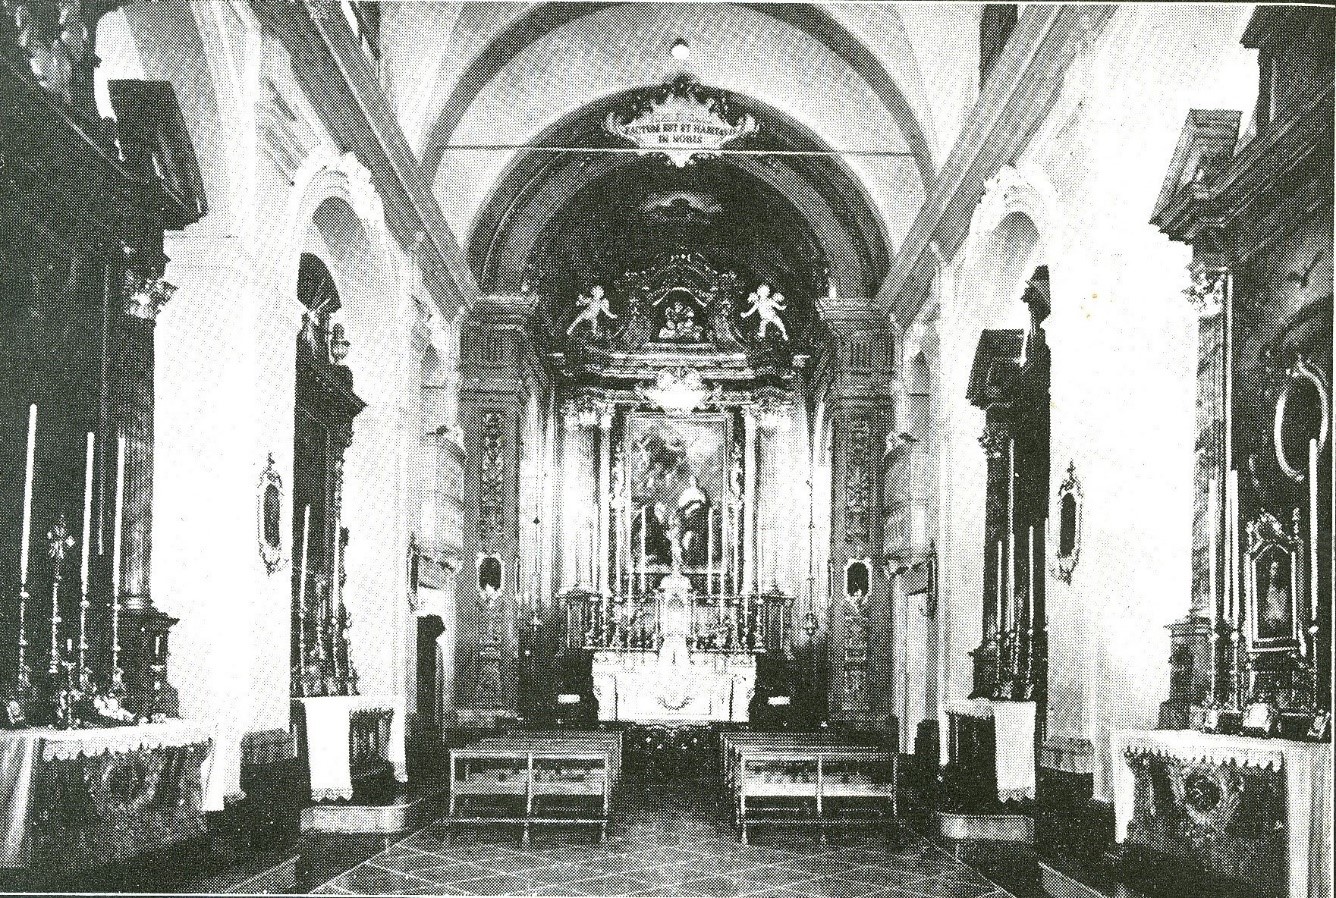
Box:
1111 729 1333 898
0 721 218 867
946 699 1036 801
293 695 407 802
592 651 756 723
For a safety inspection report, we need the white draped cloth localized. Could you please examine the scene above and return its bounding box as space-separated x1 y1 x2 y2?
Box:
946 699 1036 802
0 721 218 868
1112 730 1333 898
293 695 407 802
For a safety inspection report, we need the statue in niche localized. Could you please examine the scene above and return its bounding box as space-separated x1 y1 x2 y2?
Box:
567 285 616 337
708 292 743 348
654 288 705 341
742 284 789 341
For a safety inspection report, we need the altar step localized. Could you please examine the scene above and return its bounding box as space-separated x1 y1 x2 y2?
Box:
300 777 450 836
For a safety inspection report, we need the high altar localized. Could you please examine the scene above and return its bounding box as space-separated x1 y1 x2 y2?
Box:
443 99 903 730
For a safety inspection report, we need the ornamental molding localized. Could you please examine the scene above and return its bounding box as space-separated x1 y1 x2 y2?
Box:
1184 261 1227 318
122 272 176 321
965 163 1058 261
604 76 758 168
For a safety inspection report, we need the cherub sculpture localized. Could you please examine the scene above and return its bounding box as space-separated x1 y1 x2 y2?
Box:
741 284 789 341
567 285 617 336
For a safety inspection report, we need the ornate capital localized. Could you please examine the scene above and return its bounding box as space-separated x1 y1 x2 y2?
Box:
122 272 176 321
1184 261 1227 318
564 395 613 429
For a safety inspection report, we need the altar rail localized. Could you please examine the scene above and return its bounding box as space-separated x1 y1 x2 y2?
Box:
562 589 792 653
448 731 621 843
719 732 898 843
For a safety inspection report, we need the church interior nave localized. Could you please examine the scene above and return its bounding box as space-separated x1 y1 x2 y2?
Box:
0 2 1331 896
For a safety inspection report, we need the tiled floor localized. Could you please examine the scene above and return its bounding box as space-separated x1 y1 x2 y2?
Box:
310 782 1014 898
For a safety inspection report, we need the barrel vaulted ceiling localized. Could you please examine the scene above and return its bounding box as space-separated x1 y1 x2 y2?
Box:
379 2 983 300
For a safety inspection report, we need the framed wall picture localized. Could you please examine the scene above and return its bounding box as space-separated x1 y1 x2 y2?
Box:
1054 461 1082 583
1244 511 1303 652
257 454 285 574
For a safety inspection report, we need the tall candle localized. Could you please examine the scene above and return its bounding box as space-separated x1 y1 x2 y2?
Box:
1007 441 1016 633
79 433 93 590
1206 477 1218 630
112 434 125 596
707 507 715 597
297 505 311 613
639 507 647 595
1309 439 1319 624
19 404 36 583
1226 469 1239 624
995 540 1004 635
1027 525 1035 630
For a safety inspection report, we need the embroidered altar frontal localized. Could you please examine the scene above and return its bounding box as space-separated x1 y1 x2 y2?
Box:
0 723 215 875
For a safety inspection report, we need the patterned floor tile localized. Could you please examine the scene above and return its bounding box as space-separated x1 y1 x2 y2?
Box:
307 772 1015 898
567 872 655 896
786 874 888 898
678 874 750 897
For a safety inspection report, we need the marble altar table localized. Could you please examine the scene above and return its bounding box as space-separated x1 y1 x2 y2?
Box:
0 721 218 872
592 651 756 723
1112 729 1332 898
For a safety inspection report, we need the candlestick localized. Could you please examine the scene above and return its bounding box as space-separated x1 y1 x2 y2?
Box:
19 404 36 584
47 515 74 679
78 432 93 686
639 507 647 596
707 507 715 597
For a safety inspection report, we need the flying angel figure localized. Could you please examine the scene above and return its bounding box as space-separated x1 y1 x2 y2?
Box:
741 284 789 340
567 285 617 336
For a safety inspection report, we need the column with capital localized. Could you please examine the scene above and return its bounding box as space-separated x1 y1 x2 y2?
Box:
113 265 180 718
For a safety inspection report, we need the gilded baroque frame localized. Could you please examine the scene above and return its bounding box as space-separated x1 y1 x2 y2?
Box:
257 454 285 574
1053 461 1083 583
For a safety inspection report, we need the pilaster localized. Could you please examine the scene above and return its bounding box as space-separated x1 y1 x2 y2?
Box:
817 296 897 728
455 295 542 723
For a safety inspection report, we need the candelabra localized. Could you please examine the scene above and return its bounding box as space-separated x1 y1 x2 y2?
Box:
46 516 75 683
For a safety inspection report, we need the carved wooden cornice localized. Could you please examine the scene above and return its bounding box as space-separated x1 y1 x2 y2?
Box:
1153 83 1333 249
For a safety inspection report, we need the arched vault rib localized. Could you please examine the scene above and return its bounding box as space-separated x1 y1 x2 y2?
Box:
467 89 893 301
421 1 935 190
